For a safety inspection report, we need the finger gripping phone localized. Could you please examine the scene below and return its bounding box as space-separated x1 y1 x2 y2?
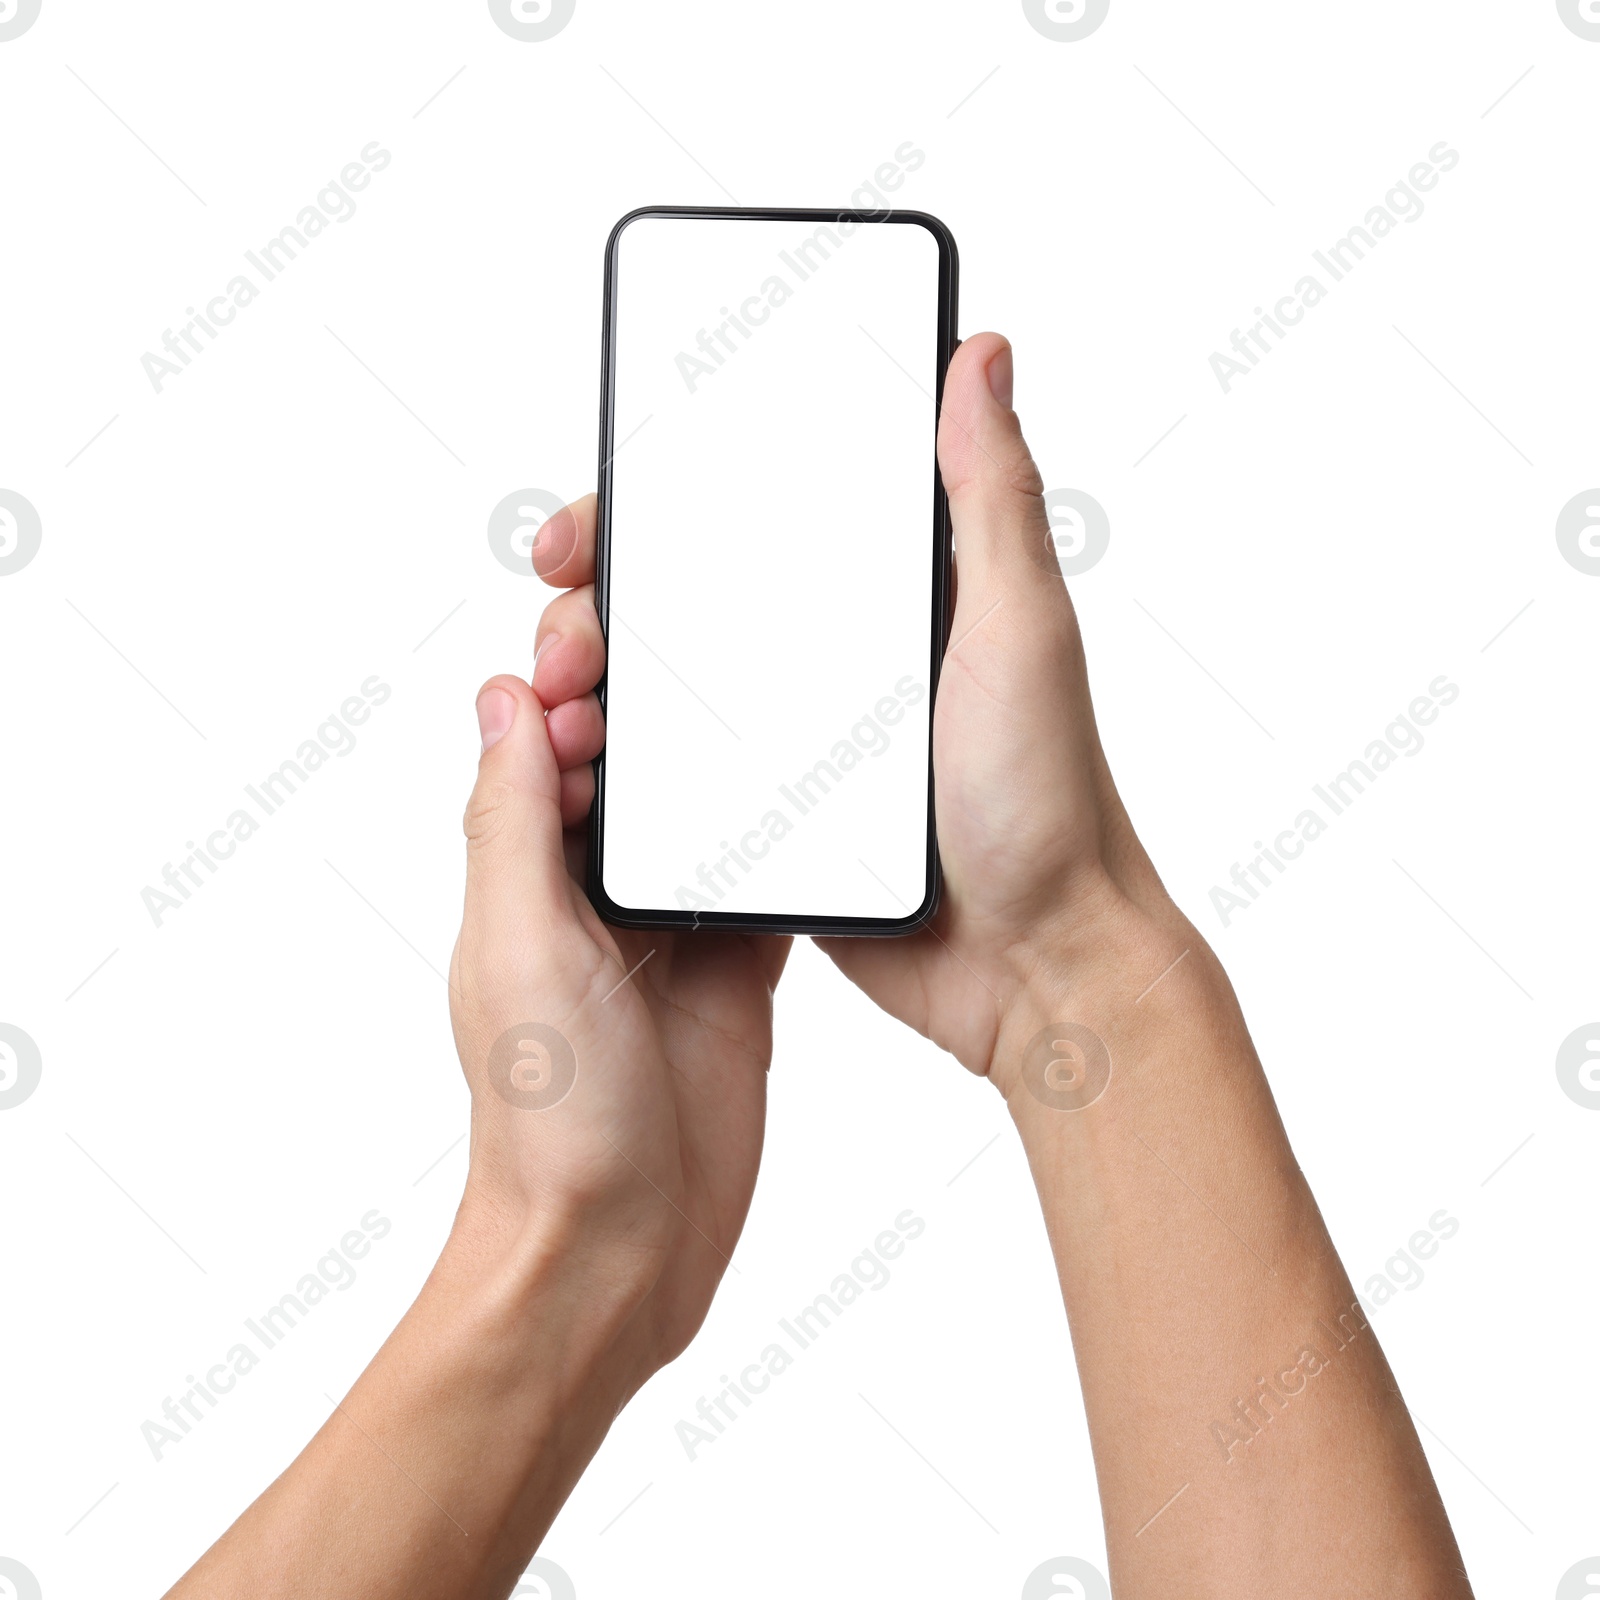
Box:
588 206 957 936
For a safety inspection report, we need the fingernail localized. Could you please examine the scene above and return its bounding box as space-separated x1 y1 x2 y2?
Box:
986 343 1014 409
533 632 559 690
477 686 515 751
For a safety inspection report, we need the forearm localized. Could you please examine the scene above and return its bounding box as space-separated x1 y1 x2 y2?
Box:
165 1206 652 1600
1003 901 1470 1597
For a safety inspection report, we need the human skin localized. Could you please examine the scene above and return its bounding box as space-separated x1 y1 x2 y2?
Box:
164 333 1473 1598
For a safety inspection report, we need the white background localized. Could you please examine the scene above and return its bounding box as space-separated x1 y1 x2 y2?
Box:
602 214 937 920
1 3 1596 1597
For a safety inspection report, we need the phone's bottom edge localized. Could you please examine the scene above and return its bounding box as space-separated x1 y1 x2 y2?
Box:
587 876 941 939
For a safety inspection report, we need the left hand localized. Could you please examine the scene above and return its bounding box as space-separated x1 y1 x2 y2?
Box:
447 492 790 1377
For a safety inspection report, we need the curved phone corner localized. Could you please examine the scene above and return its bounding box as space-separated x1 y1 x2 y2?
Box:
585 842 642 932
892 208 959 262
897 867 942 937
604 206 670 263
585 845 695 934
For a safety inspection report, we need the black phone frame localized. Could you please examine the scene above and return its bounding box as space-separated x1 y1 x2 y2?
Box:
586 205 958 937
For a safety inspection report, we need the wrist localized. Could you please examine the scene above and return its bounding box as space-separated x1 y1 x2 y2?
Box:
432 1184 663 1402
323 1194 652 1584
990 884 1233 1122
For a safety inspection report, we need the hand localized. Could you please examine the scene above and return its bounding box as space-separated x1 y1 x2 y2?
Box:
820 332 1176 1086
165 510 793 1600
447 498 790 1375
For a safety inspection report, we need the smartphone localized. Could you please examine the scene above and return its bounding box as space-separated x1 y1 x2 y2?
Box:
588 206 957 936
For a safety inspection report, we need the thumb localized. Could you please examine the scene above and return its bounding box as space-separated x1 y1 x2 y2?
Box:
463 674 571 936
937 332 1057 616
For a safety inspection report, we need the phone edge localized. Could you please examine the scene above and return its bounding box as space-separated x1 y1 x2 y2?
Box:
585 205 958 939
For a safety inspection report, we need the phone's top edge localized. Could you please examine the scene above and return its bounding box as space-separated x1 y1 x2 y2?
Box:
605 205 956 255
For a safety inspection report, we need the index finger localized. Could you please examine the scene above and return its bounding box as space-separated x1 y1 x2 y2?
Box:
532 492 597 589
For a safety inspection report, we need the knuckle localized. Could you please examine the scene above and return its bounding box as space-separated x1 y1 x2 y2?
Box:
1001 440 1046 502
463 778 519 850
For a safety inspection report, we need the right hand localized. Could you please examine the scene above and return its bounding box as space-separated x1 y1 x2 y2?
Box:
818 332 1180 1088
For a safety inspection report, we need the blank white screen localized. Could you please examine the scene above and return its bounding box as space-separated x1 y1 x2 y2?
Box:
600 214 940 922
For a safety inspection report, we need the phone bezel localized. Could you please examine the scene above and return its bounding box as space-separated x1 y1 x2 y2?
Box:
586 205 958 937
